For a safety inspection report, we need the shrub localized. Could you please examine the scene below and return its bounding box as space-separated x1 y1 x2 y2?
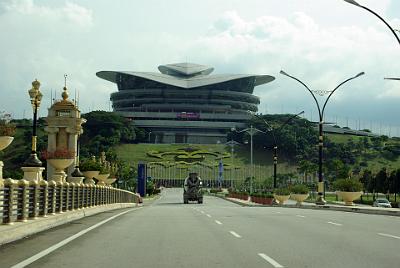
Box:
80 159 102 171
209 188 222 194
290 184 309 194
0 112 16 136
274 187 290 195
262 192 275 198
99 166 110 174
333 178 363 192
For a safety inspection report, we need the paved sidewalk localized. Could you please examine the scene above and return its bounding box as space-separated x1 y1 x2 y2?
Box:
0 203 138 246
212 194 400 217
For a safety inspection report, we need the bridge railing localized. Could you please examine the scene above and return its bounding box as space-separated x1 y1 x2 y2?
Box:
0 179 138 225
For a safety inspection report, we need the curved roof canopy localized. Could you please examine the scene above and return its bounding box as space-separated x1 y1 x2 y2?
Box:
158 63 214 77
96 62 275 89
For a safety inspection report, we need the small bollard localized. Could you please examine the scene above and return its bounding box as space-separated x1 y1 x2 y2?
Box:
3 178 16 225
39 180 48 217
70 182 75 210
17 179 29 222
57 182 63 213
63 182 69 212
48 181 57 215
28 180 39 219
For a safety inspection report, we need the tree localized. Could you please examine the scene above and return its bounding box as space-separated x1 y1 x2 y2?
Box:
80 111 143 157
375 168 388 194
360 169 372 191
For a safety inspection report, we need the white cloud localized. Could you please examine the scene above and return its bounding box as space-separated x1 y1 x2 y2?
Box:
0 0 93 28
0 0 399 134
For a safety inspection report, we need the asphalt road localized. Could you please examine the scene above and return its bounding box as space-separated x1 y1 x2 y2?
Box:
0 188 399 268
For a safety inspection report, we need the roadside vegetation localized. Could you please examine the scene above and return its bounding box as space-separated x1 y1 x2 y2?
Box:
2 111 400 198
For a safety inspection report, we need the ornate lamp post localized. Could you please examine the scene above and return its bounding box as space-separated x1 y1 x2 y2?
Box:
24 79 43 167
280 70 365 205
256 111 304 189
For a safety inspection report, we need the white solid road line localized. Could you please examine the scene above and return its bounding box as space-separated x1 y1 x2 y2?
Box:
378 233 400 240
10 208 141 268
258 253 284 268
229 231 242 238
215 220 223 225
206 214 211 218
327 221 343 226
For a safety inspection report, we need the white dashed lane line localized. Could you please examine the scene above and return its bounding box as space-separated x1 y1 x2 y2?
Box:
206 214 211 218
215 220 222 225
258 253 284 268
229 231 242 238
296 215 305 218
378 233 400 240
327 221 343 226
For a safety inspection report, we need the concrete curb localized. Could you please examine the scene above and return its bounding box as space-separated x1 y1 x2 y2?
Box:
211 194 400 217
0 203 136 246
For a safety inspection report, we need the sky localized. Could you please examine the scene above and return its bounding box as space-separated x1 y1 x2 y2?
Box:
0 0 400 136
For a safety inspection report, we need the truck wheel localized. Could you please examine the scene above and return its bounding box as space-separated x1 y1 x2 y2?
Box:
184 198 188 204
198 199 203 204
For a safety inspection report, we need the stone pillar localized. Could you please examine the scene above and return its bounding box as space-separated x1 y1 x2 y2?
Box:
21 167 45 182
44 83 86 183
44 127 59 180
66 127 79 177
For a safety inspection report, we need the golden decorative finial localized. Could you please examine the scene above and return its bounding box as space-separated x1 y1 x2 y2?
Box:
32 79 40 90
62 74 69 100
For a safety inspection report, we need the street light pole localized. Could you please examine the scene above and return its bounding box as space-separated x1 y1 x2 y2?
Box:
280 70 365 205
344 0 400 47
24 79 43 167
232 125 265 194
256 111 304 189
250 125 253 191
226 139 240 189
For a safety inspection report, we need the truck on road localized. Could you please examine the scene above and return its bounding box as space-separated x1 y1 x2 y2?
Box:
183 172 203 204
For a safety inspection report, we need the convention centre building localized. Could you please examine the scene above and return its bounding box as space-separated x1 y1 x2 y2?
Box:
96 63 275 144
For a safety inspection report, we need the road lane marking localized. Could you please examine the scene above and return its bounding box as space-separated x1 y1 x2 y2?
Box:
258 253 284 268
10 208 141 268
296 215 305 218
378 233 400 240
206 214 211 218
327 221 343 226
215 220 222 225
229 231 241 238
200 210 205 214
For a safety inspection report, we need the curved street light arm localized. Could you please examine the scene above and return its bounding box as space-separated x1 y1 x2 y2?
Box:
276 111 305 133
280 70 322 120
321 72 365 118
254 114 277 144
344 0 400 46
